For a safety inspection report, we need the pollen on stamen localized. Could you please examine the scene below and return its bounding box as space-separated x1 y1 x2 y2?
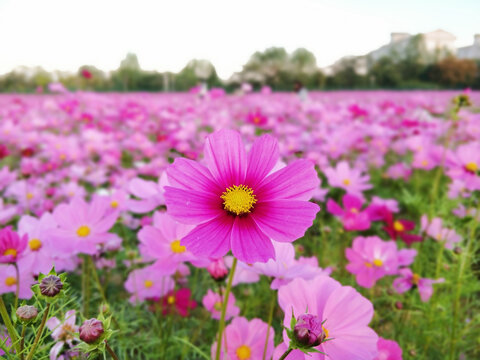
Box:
221 184 257 216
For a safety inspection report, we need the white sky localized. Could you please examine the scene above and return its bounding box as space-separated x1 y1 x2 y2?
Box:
0 0 479 79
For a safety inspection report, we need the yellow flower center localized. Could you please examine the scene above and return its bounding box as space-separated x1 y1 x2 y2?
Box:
170 240 186 253
214 301 223 311
144 280 153 288
76 225 91 237
364 262 372 268
253 117 261 124
5 276 16 286
350 207 358 213
29 238 42 251
4 248 17 258
465 162 478 173
236 345 252 360
167 295 176 305
393 221 405 232
342 179 351 186
373 259 383 267
221 185 257 216
322 325 330 339
110 200 119 208
26 193 34 200
412 273 420 285
421 160 428 167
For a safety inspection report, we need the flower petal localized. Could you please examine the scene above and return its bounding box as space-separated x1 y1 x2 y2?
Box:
245 134 279 188
180 213 234 258
164 187 221 224
256 159 319 201
231 215 274 263
166 158 222 194
252 200 319 243
204 129 247 188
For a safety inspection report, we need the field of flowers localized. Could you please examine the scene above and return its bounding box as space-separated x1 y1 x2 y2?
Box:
0 90 479 360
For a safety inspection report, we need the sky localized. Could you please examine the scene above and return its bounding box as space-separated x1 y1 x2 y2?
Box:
0 0 479 79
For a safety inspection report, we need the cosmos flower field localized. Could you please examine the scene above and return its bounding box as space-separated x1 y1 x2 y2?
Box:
0 90 479 360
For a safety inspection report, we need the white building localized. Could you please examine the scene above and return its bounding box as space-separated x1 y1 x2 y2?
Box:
457 35 480 60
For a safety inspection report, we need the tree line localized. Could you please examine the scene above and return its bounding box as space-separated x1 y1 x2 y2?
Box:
1 47 479 93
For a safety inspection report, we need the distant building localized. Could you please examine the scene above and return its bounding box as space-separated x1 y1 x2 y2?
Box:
325 29 458 75
457 34 480 60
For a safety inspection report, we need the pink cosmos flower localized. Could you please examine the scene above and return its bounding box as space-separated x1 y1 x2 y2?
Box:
446 143 480 191
386 162 412 181
0 167 16 192
381 210 422 246
138 211 205 273
375 337 402 360
0 199 17 225
246 110 268 126
0 264 34 299
46 310 79 360
124 265 175 303
160 288 197 316
164 129 320 263
202 289 240 320
324 161 372 197
393 268 444 302
327 194 371 231
278 276 378 360
252 242 329 289
420 215 462 250
0 227 28 263
366 197 399 221
211 317 274 360
225 256 260 286
17 213 57 275
346 236 417 288
206 258 229 281
50 197 119 255
127 172 168 213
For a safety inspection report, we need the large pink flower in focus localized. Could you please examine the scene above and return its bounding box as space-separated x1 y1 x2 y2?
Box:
278 276 378 360
164 129 320 263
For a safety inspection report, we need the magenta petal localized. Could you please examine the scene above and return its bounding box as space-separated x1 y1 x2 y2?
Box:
256 159 320 201
252 200 319 243
164 187 221 224
166 158 222 194
181 213 234 258
327 199 344 216
231 215 275 263
342 194 363 210
245 134 279 188
203 129 247 188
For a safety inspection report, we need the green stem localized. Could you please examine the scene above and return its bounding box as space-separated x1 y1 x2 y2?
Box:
25 303 50 360
13 263 20 310
0 296 20 354
449 202 480 359
105 341 120 360
278 347 293 360
88 256 108 304
83 255 91 317
20 325 26 360
262 289 276 360
215 257 237 360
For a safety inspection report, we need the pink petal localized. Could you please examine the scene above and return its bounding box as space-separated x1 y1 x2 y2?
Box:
252 200 319 243
245 134 279 188
342 194 363 210
181 213 234 258
203 129 247 188
327 199 344 216
164 187 221 224
256 159 320 201
166 158 222 195
231 215 274 263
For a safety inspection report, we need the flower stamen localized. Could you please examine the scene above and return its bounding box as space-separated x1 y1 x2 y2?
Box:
221 185 257 216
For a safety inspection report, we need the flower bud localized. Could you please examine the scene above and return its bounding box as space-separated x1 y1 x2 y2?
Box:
293 314 325 347
39 275 63 297
16 305 38 323
395 301 403 310
454 246 462 255
206 258 228 282
79 318 104 344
